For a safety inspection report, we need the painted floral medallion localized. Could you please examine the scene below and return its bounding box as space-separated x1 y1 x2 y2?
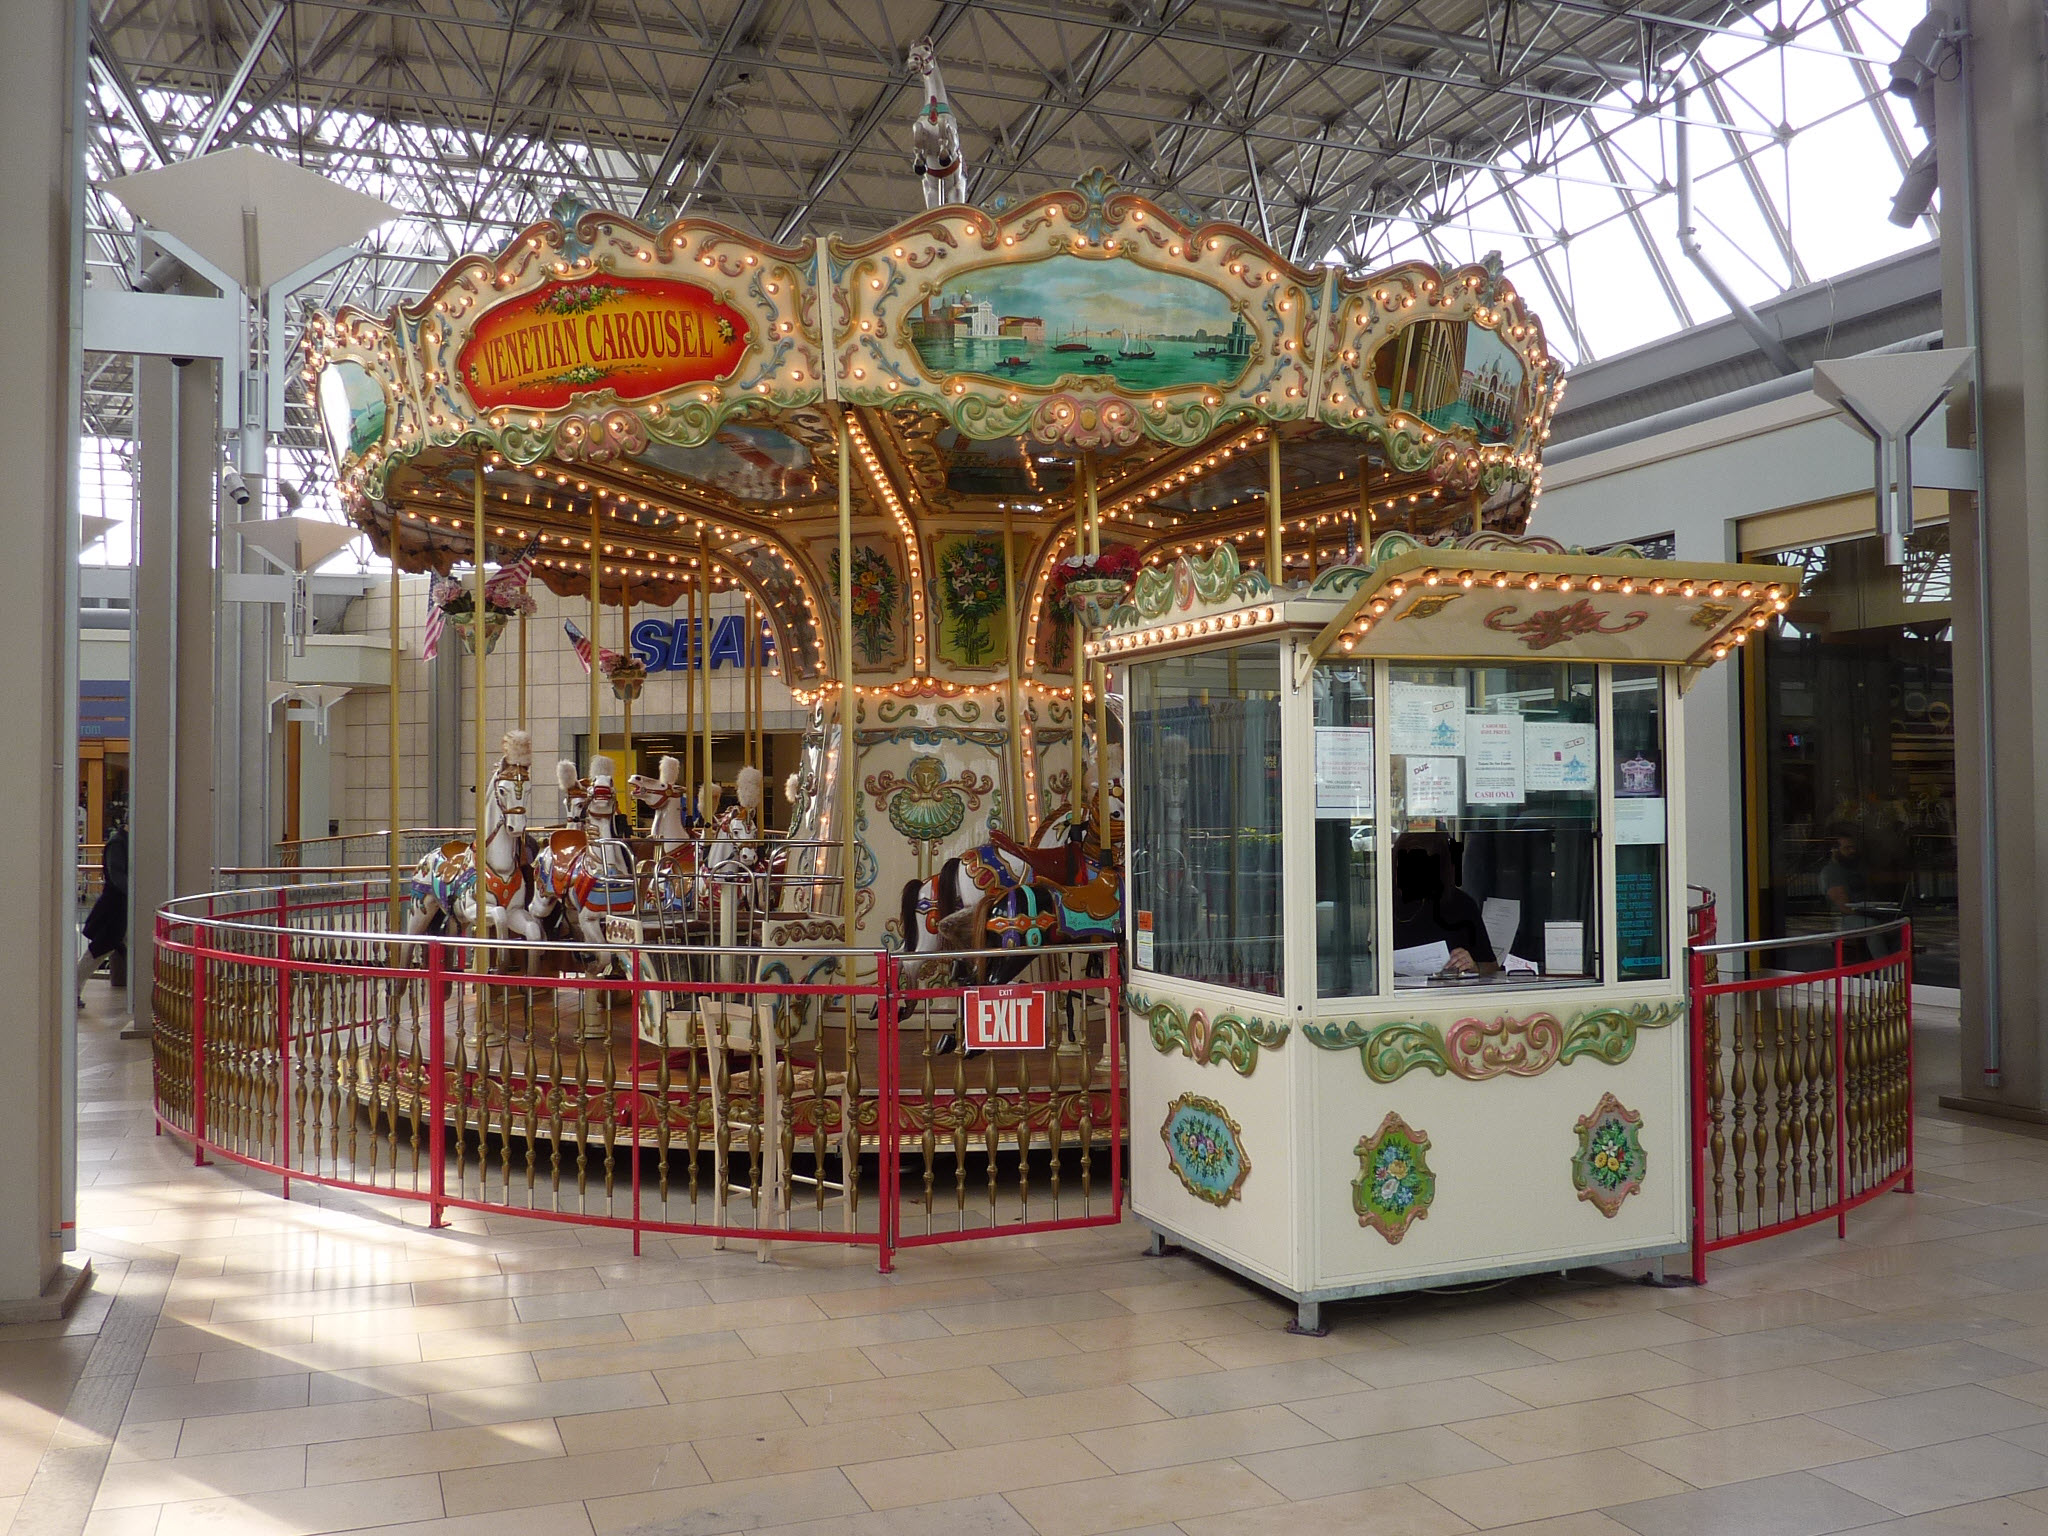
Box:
1160 1092 1250 1207
1572 1092 1648 1217
1353 1112 1435 1243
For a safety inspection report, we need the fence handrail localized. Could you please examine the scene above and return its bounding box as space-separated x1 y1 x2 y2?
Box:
1689 917 1907 959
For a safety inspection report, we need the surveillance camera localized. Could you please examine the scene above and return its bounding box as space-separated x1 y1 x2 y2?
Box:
1889 14 1951 97
222 467 250 506
1890 144 1940 228
277 481 304 513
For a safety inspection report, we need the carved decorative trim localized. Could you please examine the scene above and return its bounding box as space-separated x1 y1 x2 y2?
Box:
1572 1092 1648 1217
1132 990 1288 1076
1304 1000 1683 1084
1160 1091 1250 1207
1353 1112 1434 1243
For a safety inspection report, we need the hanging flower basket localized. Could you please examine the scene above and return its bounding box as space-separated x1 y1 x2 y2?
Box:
448 609 509 656
605 656 648 701
1064 576 1129 633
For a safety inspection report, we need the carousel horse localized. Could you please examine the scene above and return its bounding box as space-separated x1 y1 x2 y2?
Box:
627 755 695 923
907 37 967 209
404 730 543 954
530 755 639 960
693 766 766 914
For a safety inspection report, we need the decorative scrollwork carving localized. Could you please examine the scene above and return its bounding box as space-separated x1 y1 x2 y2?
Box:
1303 1000 1684 1084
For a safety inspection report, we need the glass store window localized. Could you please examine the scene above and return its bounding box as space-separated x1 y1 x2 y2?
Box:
1313 663 1376 997
1387 661 1599 986
1128 643 1284 995
1752 527 1956 983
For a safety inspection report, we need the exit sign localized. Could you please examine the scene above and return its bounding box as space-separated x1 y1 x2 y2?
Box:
963 985 1050 1050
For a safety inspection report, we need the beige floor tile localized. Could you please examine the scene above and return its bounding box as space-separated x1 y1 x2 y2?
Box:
1101 1277 1267 1315
1623 1415 1888 1487
1238 1422 1503 1499
440 1442 708 1516
746 1492 1042 1536
1183 1329 1361 1371
304 1419 564 1485
1603 1467 1896 1536
1447 1395 1701 1463
1179 1482 1476 1535
122 1373 313 1425
94 1445 309 1509
994 1341 1217 1397
811 1278 1007 1319
735 1312 952 1358
531 1329 751 1381
1465 1517 1634 1536
307 1352 540 1404
926 1292 1134 1336
425 1370 664 1428
1002 1461 1282 1536
1477 1349 1703 1409
1075 1402 1326 1473
109 1421 184 1463
617 1294 831 1341
785 1364 1018 1425
587 1467 867 1533
191 1334 426 1382
1414 1447 1689 1529
1133 1357 1363 1417
1332 1336 1555 1388
1376 1302 1578 1347
1849 1495 2048 1534
1814 1434 2048 1517
346 1502 598 1536
175 1396 432 1456
1666 1289 1880 1336
695 1410 952 1481
933 1383 1173 1450
556 1392 802 1456
862 1325 1077 1378
416 1315 633 1361
1647 1324 1869 1379
1503 1311 1721 1363
1815 1384 2048 1450
79 1508 162 1536
843 1433 1115 1511
1292 1377 1534 1440
502 1279 716 1322
153 1472 446 1536
655 1345 882 1403
1051 1306 1271 1354
1817 1342 2040 1396
1636 1364 1882 1429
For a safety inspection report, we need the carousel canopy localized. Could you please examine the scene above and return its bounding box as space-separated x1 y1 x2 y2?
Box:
309 176 1560 686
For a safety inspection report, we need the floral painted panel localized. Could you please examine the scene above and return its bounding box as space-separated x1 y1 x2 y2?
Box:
1353 1112 1435 1243
933 532 1012 669
816 538 908 672
1160 1092 1250 1207
1572 1093 1648 1218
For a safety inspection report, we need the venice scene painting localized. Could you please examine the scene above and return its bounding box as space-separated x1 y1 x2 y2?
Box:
907 254 1255 392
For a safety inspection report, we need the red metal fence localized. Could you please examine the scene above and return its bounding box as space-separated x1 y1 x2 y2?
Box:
1687 918 1914 1281
150 882 1122 1269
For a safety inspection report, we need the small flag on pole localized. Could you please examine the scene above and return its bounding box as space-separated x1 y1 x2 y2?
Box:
565 618 594 674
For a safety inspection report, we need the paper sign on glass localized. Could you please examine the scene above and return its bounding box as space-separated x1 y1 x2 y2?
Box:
1614 796 1668 846
1467 716 1526 804
1406 756 1460 816
1389 683 1466 756
1135 910 1155 970
1544 920 1586 975
1315 726 1375 820
1526 722 1596 792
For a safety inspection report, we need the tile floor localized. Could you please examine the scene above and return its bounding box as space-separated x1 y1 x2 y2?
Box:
11 993 2048 1534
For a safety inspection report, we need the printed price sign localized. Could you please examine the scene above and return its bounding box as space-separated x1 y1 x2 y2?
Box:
963 985 1050 1050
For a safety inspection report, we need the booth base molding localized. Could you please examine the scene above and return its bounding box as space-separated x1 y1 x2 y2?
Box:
1938 1092 2048 1125
0 1259 93 1324
1139 1221 1688 1335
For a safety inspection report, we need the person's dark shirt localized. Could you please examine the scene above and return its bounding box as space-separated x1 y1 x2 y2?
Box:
102 827 128 893
1394 886 1496 964
1819 855 1866 914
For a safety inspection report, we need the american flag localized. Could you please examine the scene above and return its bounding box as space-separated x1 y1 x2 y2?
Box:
420 539 537 661
564 618 594 674
419 574 462 661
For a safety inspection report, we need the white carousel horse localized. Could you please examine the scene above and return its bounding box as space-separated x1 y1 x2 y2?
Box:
693 766 767 924
908 37 967 209
405 731 543 951
627 756 697 925
530 755 639 958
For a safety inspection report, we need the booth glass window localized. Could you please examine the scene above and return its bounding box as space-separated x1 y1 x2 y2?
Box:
1612 665 1669 981
1313 663 1376 997
1128 644 1284 995
1387 661 1600 985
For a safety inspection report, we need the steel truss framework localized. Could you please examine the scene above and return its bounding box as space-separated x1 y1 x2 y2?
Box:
82 0 1932 517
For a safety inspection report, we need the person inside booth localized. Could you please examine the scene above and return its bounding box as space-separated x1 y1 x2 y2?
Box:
1392 832 1496 977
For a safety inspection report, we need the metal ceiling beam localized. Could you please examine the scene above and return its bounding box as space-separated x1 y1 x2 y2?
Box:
88 16 170 167
635 0 771 220
192 3 288 157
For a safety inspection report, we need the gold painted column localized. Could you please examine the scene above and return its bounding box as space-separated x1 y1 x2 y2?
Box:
1072 461 1089 825
1088 468 1109 840
1000 500 1024 833
587 506 600 767
386 565 402 935
517 609 528 731
684 571 698 806
620 589 633 776
1267 431 1284 581
472 458 490 954
836 409 857 937
699 531 712 815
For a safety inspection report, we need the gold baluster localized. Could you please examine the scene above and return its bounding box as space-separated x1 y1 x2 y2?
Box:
1730 991 1748 1235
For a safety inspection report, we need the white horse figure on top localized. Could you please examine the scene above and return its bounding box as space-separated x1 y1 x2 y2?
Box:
908 37 967 209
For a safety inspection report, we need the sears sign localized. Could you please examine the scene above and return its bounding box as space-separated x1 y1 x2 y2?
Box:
962 985 1050 1051
629 613 777 674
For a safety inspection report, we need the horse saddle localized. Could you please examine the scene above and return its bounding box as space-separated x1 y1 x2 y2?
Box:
548 830 588 863
1054 874 1122 924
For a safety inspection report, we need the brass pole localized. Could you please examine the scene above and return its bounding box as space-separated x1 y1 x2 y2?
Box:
1072 460 1090 827
1267 431 1284 581
1000 499 1024 834
587 505 600 768
684 571 698 807
699 530 712 819
620 587 633 781
472 455 490 962
517 609 528 730
836 409 857 937
1090 476 1110 841
1358 455 1369 561
386 564 401 936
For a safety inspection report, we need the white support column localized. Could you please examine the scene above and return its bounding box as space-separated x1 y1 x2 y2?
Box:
0 0 83 1309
